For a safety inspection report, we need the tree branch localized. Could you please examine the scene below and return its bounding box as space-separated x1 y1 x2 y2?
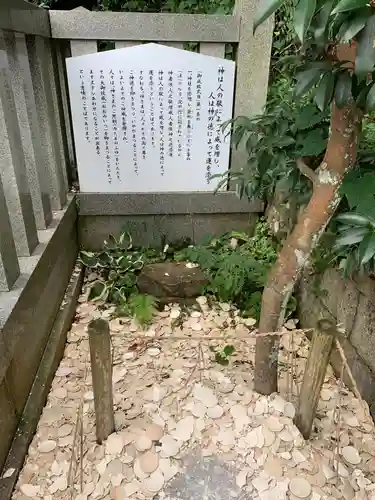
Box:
296 158 318 184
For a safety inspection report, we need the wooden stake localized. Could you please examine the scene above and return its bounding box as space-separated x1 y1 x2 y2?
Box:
294 319 336 440
88 318 115 444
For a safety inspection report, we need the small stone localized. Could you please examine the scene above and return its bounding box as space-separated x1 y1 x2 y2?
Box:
191 310 201 318
38 440 57 453
279 429 293 442
265 416 284 432
252 475 270 492
285 319 297 330
342 446 361 465
243 317 257 327
106 433 124 455
2 468 15 479
123 352 136 360
144 470 165 493
289 477 312 498
57 424 72 438
147 347 160 357
236 470 248 488
20 484 40 497
171 416 195 442
219 302 231 312
135 435 152 452
191 322 202 331
206 405 223 419
159 458 179 481
84 391 94 401
262 427 276 447
139 451 159 474
53 387 67 399
146 423 164 441
49 475 68 493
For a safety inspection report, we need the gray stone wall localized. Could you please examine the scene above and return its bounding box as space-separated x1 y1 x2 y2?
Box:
298 267 375 418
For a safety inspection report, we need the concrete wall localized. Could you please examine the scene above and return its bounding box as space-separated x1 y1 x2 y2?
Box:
78 192 263 250
298 267 375 418
0 199 77 471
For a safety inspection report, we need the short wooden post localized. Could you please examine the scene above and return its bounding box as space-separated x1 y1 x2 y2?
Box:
88 318 115 444
294 319 336 440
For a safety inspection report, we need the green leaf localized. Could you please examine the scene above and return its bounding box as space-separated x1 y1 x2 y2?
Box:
359 232 375 264
223 345 235 356
334 227 368 247
314 72 335 111
355 15 375 81
295 67 323 97
297 128 327 156
313 0 334 45
366 82 375 111
337 10 368 41
88 281 108 301
215 352 229 366
294 0 317 43
295 104 326 129
253 0 284 33
332 0 367 14
335 71 352 108
336 212 372 226
79 250 98 268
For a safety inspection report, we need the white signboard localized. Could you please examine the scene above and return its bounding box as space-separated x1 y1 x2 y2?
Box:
66 43 235 193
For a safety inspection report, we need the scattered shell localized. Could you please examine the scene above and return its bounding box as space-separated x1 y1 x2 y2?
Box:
139 451 159 474
145 423 164 441
105 434 124 455
342 446 361 465
170 309 180 319
38 440 57 453
236 470 248 488
20 484 40 497
160 435 180 458
289 477 312 498
206 405 223 419
193 383 218 408
135 435 152 452
147 347 161 357
143 470 165 492
171 416 195 442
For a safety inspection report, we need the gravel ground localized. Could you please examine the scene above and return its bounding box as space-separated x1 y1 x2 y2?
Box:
8 293 375 500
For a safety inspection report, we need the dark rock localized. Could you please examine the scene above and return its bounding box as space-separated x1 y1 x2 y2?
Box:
138 262 209 299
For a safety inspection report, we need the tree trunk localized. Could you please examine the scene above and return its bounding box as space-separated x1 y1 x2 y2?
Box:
254 102 361 395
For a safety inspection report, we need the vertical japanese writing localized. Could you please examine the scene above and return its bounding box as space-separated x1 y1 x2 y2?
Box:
177 70 183 157
79 69 90 144
167 70 173 158
129 70 138 174
196 70 203 121
90 69 100 156
186 70 193 161
149 70 156 148
158 70 165 175
99 69 111 184
205 65 225 183
139 70 146 160
119 69 128 143
109 69 120 181
214 66 225 168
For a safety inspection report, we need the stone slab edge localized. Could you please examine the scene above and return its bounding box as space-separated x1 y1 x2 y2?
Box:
78 192 264 216
0 264 84 500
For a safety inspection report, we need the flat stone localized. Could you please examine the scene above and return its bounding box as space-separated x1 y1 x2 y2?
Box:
147 347 160 357
160 435 181 458
138 262 209 299
191 402 207 418
139 451 159 474
265 415 284 432
236 470 248 488
170 308 181 319
57 424 72 438
289 477 312 498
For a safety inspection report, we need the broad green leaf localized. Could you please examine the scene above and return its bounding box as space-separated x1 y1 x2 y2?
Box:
314 72 335 111
223 345 235 356
297 128 327 156
313 0 334 45
334 227 368 247
332 0 367 14
366 82 375 111
295 67 323 97
337 10 368 41
253 0 284 33
334 71 352 108
359 232 375 264
294 0 317 42
295 104 326 129
336 212 372 226
79 250 98 268
355 15 375 81
88 281 108 301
